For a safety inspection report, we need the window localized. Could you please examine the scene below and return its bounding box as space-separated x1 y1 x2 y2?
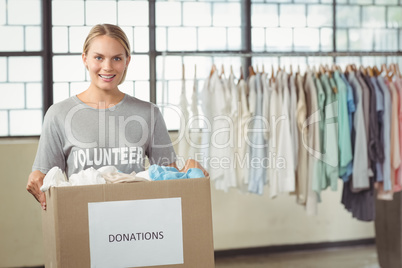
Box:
0 0 43 136
1 0 401 136
51 0 151 104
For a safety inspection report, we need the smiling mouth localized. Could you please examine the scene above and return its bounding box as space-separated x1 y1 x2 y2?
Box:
99 74 116 79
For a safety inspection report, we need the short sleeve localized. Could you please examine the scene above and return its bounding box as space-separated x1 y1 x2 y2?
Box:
32 106 66 174
147 106 177 166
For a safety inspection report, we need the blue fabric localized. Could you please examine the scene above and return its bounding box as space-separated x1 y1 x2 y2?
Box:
370 77 385 183
247 74 267 195
340 74 356 182
333 71 353 180
148 165 204 181
376 77 392 191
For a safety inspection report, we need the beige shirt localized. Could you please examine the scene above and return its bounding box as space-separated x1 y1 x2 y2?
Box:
295 73 308 206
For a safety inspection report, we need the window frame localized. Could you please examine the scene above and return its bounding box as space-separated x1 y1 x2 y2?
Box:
1 0 401 137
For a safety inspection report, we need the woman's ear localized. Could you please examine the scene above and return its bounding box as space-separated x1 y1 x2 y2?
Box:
82 53 88 70
126 55 131 68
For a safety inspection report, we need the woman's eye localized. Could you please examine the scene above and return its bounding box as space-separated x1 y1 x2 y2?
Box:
114 57 121 61
95 56 102 60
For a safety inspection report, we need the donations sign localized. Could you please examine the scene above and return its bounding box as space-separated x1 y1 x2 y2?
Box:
88 197 183 267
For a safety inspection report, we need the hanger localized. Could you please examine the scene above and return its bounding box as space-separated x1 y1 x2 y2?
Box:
387 64 394 82
219 64 225 79
359 65 367 76
249 66 256 76
182 63 185 80
346 64 353 74
270 65 275 83
209 64 217 78
312 66 319 79
366 66 374 77
239 67 244 80
277 65 282 75
373 66 381 77
319 64 325 75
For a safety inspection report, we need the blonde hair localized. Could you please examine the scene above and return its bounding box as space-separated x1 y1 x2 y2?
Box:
83 24 131 85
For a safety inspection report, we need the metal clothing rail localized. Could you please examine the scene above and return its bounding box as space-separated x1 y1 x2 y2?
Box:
159 51 402 57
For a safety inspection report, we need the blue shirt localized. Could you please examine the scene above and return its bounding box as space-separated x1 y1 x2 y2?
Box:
377 77 392 191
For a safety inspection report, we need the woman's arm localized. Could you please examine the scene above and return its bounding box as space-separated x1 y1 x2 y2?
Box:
167 159 209 178
26 170 47 210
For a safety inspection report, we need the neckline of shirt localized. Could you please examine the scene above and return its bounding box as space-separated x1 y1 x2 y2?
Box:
72 93 128 111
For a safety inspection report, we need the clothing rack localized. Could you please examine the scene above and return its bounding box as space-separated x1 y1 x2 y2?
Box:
160 51 402 58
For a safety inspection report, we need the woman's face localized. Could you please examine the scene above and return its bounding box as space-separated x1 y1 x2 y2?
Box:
82 35 130 92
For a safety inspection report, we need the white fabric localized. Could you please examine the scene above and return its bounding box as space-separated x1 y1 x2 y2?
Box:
237 79 252 188
289 74 299 170
268 80 280 198
98 166 148 183
276 71 295 193
69 167 106 186
135 170 152 181
41 166 150 192
40 167 70 192
248 75 257 116
177 77 190 166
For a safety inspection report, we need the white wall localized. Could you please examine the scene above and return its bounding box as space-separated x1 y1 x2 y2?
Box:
0 138 374 267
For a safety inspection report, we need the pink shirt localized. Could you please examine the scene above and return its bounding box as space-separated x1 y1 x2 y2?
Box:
394 77 402 192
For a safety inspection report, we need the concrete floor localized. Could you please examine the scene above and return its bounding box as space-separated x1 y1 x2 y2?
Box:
215 245 379 268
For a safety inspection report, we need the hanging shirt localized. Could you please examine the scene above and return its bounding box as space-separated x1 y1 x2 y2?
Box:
370 76 385 183
377 77 393 194
289 74 299 171
248 75 257 116
177 76 190 165
394 77 402 192
186 74 200 161
268 79 280 198
261 73 273 187
276 71 295 193
200 74 214 169
347 71 369 190
387 81 401 192
218 74 238 191
248 74 268 195
304 70 320 215
200 71 231 190
313 75 325 192
342 73 356 138
295 73 308 205
341 73 356 182
334 71 353 181
320 74 339 191
355 72 373 177
237 79 252 190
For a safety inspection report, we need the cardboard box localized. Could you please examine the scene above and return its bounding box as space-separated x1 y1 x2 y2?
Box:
42 178 214 268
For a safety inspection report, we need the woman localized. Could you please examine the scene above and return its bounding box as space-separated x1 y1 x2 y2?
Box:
27 24 207 210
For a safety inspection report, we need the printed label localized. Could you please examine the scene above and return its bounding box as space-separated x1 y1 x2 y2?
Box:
88 198 183 268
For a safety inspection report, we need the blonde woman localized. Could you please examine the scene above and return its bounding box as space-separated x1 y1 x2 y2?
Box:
27 24 207 210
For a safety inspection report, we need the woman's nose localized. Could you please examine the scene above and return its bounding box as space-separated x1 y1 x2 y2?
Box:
102 60 113 71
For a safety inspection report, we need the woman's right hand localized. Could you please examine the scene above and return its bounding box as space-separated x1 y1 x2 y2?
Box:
26 170 47 210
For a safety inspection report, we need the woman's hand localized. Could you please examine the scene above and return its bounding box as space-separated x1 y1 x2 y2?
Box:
180 159 209 178
26 170 47 210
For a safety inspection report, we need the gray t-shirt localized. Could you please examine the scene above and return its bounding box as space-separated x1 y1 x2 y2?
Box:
32 94 176 177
